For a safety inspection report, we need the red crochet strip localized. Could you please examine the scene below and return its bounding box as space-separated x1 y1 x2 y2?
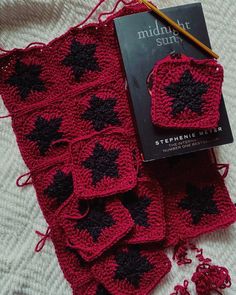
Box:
149 54 224 130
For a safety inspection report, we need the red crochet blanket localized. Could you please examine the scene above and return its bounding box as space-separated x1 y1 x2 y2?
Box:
0 2 235 295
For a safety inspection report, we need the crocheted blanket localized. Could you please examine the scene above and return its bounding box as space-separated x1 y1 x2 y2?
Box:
0 0 236 294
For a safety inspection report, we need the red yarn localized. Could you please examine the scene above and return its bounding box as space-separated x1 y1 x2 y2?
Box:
34 227 51 252
149 54 224 130
191 263 231 295
171 280 190 295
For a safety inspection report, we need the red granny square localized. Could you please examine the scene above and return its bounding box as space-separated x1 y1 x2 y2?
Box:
71 82 133 137
120 180 165 244
12 100 73 169
58 196 134 262
71 134 137 199
50 224 92 290
149 54 224 130
91 245 171 295
158 155 236 247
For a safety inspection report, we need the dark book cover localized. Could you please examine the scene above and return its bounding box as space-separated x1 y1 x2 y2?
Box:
114 3 233 162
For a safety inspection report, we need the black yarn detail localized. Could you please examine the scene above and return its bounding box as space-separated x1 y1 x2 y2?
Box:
96 284 111 295
165 70 209 117
81 95 121 131
43 170 73 204
114 246 153 288
76 199 115 242
82 142 120 186
179 183 219 224
7 60 46 100
120 191 151 227
25 116 63 155
62 39 100 82
65 247 86 268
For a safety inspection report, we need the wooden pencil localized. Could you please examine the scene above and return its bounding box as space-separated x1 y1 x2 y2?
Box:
139 0 219 59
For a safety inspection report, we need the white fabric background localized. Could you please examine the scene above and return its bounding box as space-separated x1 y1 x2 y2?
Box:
0 0 235 294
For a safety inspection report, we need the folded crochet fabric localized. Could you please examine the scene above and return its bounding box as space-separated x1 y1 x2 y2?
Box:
0 1 235 295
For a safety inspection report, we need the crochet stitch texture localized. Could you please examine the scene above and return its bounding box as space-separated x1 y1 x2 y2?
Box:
0 2 235 295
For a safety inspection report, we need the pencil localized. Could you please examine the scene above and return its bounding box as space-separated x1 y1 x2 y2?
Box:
139 0 219 59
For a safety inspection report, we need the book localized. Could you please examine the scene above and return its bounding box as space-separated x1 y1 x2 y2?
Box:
114 3 233 162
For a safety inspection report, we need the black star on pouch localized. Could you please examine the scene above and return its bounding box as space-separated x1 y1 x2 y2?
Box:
62 39 100 81
81 95 121 131
82 142 120 185
165 70 209 117
7 60 46 100
76 199 115 242
121 191 151 227
96 284 111 295
179 183 219 224
43 170 73 204
114 247 153 288
26 116 63 155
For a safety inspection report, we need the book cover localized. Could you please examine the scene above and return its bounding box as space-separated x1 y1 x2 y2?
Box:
114 3 233 162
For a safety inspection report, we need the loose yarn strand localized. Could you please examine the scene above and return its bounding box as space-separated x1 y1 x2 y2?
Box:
76 0 107 28
34 227 51 252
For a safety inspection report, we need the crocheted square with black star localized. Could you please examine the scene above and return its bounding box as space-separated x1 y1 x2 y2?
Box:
82 142 120 186
149 54 223 129
25 116 63 155
114 247 153 288
179 183 219 224
62 39 100 82
6 60 46 100
76 199 115 242
165 70 208 117
81 95 121 131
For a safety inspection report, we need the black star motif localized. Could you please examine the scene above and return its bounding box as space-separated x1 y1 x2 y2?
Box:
7 60 46 100
43 170 73 204
25 116 63 156
120 191 151 227
179 183 219 224
82 142 120 186
62 39 100 82
114 247 153 288
96 284 111 295
76 199 115 242
165 70 209 117
81 95 121 131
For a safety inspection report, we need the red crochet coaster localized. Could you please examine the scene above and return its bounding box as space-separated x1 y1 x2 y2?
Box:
58 196 134 262
50 224 92 290
120 180 165 244
149 54 224 130
12 100 72 169
91 245 171 295
72 83 133 137
159 156 236 247
71 134 137 199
